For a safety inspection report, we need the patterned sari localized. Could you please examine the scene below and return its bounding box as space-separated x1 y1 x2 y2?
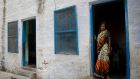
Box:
94 29 110 79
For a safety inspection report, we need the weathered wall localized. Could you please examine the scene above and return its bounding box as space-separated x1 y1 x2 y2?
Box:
4 0 93 79
128 0 140 79
4 0 37 72
1 0 140 79
36 0 92 79
0 0 3 69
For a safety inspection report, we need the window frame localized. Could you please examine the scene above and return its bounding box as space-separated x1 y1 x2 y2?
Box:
54 6 79 55
8 21 18 53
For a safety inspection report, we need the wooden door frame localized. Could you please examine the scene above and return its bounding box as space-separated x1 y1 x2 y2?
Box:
22 17 36 67
89 0 130 79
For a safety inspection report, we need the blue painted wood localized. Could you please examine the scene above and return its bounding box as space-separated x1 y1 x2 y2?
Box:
74 6 79 54
54 9 56 54
22 22 25 66
22 21 26 66
90 1 130 78
16 21 18 53
90 4 95 74
8 21 18 53
124 0 130 79
56 30 76 33
54 6 79 55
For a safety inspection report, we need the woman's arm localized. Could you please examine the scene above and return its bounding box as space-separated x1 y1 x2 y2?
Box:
108 37 112 54
94 35 98 41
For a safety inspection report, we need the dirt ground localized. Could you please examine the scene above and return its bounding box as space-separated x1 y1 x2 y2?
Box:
0 71 30 79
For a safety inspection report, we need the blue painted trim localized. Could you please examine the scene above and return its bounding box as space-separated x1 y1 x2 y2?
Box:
16 21 19 53
74 6 79 55
89 1 130 78
22 21 26 66
7 21 18 53
56 30 76 33
54 5 79 55
7 23 9 53
7 22 9 53
54 9 56 54
89 4 95 74
124 0 130 79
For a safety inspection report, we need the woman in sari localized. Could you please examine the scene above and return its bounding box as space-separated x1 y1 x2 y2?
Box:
94 22 111 79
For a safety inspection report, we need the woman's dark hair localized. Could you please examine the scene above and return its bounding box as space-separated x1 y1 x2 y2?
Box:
100 21 107 27
99 21 107 32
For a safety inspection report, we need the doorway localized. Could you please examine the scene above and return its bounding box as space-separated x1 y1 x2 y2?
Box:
22 19 36 68
90 0 129 79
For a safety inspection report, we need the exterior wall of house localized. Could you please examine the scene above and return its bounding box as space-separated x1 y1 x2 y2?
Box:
128 0 140 79
3 0 93 79
0 0 3 69
36 0 92 79
0 0 140 79
4 0 37 72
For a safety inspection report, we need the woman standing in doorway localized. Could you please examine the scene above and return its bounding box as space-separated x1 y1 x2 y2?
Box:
94 22 111 79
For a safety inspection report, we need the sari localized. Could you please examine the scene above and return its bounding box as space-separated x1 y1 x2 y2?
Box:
94 29 110 79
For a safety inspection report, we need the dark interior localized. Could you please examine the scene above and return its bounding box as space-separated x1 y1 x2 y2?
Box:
28 19 36 67
92 1 126 78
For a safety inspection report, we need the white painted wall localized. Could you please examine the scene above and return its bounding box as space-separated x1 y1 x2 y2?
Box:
4 0 37 72
0 0 117 78
0 0 3 69
36 0 92 79
3 0 93 79
1 0 140 79
128 0 140 79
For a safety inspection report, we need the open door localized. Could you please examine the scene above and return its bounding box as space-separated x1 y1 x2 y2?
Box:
90 0 130 79
22 19 36 68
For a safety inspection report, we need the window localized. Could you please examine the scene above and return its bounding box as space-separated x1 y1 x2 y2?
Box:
54 6 78 55
8 21 18 53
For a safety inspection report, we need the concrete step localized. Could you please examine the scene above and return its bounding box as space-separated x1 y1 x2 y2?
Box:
16 67 37 79
0 71 30 79
0 66 37 79
22 66 36 72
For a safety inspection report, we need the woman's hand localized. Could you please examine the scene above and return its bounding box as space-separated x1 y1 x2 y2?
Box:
94 35 96 40
108 47 112 55
108 37 111 55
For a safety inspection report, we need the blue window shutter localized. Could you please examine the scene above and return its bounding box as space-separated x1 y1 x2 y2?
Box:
54 6 78 55
8 21 18 53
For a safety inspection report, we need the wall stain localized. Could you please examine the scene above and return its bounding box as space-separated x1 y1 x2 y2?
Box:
1 0 6 71
37 0 46 14
42 60 48 69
